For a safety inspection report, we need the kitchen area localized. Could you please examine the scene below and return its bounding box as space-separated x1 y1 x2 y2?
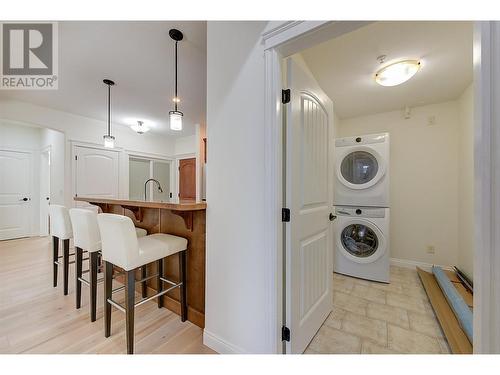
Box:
0 21 210 354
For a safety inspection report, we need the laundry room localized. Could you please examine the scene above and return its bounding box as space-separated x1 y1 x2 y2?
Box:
284 21 474 354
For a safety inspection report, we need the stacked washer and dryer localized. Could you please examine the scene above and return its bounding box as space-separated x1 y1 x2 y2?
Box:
333 133 390 283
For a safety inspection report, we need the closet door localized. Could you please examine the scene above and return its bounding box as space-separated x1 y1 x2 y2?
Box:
74 146 119 199
0 150 33 240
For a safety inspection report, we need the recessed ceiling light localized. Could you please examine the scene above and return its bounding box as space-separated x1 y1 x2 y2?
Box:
131 120 150 134
375 59 421 87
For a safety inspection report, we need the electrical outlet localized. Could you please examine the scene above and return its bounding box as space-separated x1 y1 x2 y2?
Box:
426 245 435 254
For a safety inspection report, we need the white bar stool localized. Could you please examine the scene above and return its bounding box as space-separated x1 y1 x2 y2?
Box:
69 208 148 322
49 205 73 295
97 213 188 354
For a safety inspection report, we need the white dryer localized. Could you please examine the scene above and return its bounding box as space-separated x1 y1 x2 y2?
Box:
334 133 389 207
333 205 390 283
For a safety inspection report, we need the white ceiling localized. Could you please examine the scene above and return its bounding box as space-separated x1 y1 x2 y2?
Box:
300 21 473 119
0 21 207 137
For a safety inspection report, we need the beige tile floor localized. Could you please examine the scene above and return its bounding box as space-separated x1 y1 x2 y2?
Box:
305 266 451 354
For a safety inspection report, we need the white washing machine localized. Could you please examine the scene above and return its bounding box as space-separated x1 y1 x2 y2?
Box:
333 205 390 283
334 132 390 207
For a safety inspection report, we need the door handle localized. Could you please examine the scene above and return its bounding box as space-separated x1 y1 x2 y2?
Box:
329 213 337 221
20 197 30 202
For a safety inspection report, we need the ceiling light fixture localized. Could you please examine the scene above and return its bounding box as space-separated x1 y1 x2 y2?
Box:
375 55 421 87
169 29 183 131
131 120 150 134
103 79 116 148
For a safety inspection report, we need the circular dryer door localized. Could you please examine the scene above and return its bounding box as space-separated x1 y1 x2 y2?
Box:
337 219 386 264
336 146 386 190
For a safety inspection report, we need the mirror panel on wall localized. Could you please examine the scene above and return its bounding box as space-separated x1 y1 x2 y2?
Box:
152 160 170 201
129 156 172 202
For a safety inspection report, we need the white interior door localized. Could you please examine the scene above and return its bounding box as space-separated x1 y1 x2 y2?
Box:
74 146 119 199
39 149 51 236
0 150 33 240
285 56 334 353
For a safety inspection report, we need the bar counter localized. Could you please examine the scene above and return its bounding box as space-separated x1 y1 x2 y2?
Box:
74 196 206 328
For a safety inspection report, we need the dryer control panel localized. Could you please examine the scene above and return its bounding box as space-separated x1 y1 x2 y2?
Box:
334 206 386 218
335 132 389 147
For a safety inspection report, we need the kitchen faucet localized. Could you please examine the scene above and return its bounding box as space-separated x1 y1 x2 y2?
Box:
144 178 163 201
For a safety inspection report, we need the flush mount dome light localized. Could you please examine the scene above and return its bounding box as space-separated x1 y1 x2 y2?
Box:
131 120 150 134
375 58 421 87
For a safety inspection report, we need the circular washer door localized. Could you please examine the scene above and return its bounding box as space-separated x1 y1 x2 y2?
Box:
337 218 386 264
336 146 386 190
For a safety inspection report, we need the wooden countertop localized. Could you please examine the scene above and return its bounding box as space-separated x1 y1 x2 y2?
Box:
74 196 207 211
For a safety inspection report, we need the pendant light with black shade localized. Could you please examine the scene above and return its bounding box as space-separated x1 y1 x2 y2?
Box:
103 79 116 148
169 29 183 131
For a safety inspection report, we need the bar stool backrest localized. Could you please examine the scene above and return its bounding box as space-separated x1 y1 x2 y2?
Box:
97 213 139 270
49 204 73 240
69 208 102 253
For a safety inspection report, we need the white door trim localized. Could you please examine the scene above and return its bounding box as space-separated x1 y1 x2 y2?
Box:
39 145 51 237
473 21 500 353
263 20 498 354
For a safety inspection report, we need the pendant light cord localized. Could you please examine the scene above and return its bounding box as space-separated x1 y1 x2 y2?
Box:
107 83 111 136
174 40 178 112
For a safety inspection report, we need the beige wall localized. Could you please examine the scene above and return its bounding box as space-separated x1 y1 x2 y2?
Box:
339 100 464 267
457 84 474 279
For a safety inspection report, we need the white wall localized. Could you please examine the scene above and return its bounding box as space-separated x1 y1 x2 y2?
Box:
458 84 474 279
0 100 176 207
339 100 467 267
174 135 197 156
205 21 271 353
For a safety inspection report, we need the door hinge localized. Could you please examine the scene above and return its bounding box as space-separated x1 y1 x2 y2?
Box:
75 155 78 160
282 326 290 342
282 89 291 104
282 208 290 222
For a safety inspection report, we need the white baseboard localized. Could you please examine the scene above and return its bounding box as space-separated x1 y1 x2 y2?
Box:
203 329 247 354
390 257 454 272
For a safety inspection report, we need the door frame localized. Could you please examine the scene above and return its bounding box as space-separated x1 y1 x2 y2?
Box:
262 21 499 353
39 145 51 236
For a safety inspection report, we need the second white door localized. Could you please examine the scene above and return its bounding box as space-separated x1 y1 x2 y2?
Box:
285 56 334 354
0 149 33 240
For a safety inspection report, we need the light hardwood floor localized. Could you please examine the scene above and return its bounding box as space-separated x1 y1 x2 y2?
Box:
0 236 215 354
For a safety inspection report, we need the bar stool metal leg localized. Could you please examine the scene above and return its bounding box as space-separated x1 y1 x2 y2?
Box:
125 270 135 354
63 239 70 295
141 266 147 298
89 252 98 322
52 236 59 287
157 259 164 308
179 250 187 322
104 261 113 337
75 247 83 308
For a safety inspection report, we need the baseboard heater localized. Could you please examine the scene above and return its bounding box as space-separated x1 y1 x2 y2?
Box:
417 266 473 354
